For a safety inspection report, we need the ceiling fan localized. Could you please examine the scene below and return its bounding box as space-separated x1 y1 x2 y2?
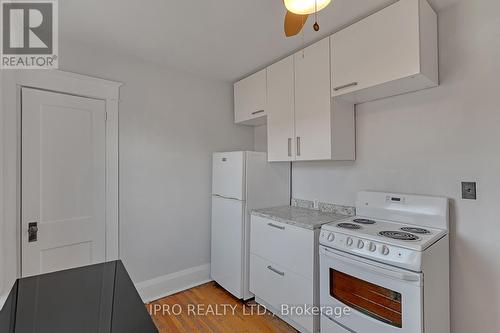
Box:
283 0 332 37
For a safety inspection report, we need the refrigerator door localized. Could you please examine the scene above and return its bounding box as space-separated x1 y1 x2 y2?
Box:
210 195 245 299
212 151 245 201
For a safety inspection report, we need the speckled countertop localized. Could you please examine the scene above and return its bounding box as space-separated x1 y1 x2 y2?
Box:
251 206 350 230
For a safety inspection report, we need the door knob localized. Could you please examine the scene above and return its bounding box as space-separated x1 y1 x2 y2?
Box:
28 222 38 242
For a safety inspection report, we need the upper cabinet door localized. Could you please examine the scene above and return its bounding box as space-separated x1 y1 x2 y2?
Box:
331 0 437 102
267 56 295 162
294 37 332 161
234 69 267 126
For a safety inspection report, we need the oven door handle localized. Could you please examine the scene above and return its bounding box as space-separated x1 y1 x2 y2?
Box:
322 247 421 282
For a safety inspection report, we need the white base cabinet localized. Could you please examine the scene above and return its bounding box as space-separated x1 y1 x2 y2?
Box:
250 255 314 331
250 216 320 333
330 0 438 103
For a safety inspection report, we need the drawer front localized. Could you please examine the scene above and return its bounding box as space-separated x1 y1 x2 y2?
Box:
250 254 313 332
250 216 313 279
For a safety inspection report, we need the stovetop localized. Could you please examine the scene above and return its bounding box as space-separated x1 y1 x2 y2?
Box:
322 215 447 252
320 191 449 271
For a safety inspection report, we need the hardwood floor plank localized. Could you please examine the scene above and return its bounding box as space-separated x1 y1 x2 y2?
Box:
147 282 298 333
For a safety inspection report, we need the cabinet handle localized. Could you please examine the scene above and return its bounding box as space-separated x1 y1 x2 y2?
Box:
333 82 358 92
296 137 301 157
267 265 285 276
288 138 292 157
267 223 285 230
251 110 265 115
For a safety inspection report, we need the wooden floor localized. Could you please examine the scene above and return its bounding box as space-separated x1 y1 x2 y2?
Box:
148 282 298 333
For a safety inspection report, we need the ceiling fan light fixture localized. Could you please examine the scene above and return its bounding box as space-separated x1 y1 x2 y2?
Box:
284 0 332 15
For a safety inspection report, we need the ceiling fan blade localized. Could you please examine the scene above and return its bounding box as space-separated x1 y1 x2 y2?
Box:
284 11 309 37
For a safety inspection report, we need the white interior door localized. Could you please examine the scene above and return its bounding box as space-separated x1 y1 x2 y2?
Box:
22 88 107 277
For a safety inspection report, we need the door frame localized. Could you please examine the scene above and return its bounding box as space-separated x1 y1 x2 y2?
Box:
1 70 122 285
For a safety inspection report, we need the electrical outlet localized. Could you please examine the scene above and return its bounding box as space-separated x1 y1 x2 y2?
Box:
462 182 477 200
313 199 320 209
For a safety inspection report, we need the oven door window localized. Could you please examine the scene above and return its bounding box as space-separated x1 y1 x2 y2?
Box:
330 269 402 328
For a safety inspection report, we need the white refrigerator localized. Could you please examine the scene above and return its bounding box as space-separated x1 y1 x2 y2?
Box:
211 151 290 300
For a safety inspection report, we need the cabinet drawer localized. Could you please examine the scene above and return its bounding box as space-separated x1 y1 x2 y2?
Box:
250 216 313 279
250 254 313 332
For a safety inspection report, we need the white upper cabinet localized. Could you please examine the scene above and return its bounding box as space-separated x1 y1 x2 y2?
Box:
294 38 335 161
267 56 295 162
331 0 438 103
234 69 267 125
266 38 355 162
236 0 438 161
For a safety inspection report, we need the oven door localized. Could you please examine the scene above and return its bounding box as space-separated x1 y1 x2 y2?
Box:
320 246 423 333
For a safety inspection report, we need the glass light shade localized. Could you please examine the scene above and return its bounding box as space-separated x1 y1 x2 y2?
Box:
284 0 332 15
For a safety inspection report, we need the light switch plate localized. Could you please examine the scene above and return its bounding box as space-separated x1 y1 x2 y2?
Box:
462 182 477 200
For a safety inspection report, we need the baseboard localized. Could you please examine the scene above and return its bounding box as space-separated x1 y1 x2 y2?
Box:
135 263 212 303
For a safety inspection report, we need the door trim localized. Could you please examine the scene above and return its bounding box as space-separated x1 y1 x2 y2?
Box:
1 70 121 286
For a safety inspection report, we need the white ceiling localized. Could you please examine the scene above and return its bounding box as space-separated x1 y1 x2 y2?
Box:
60 0 458 82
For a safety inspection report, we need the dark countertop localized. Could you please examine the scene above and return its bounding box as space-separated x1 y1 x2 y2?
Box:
0 261 158 333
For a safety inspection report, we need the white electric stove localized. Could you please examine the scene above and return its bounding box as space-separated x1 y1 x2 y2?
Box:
319 191 450 333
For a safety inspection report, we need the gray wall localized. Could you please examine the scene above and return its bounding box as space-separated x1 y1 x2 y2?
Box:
59 42 255 283
254 125 268 152
290 1 499 332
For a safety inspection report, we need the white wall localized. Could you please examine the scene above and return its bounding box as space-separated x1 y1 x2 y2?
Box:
289 1 500 332
254 125 268 152
58 43 254 289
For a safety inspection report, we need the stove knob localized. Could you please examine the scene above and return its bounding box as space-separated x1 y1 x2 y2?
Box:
327 233 335 242
368 242 377 252
346 237 353 246
380 245 390 256
357 240 364 249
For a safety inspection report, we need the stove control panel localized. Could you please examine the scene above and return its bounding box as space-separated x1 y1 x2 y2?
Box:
320 231 422 271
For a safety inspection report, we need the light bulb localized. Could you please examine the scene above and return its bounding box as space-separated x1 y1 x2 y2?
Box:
284 0 332 15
